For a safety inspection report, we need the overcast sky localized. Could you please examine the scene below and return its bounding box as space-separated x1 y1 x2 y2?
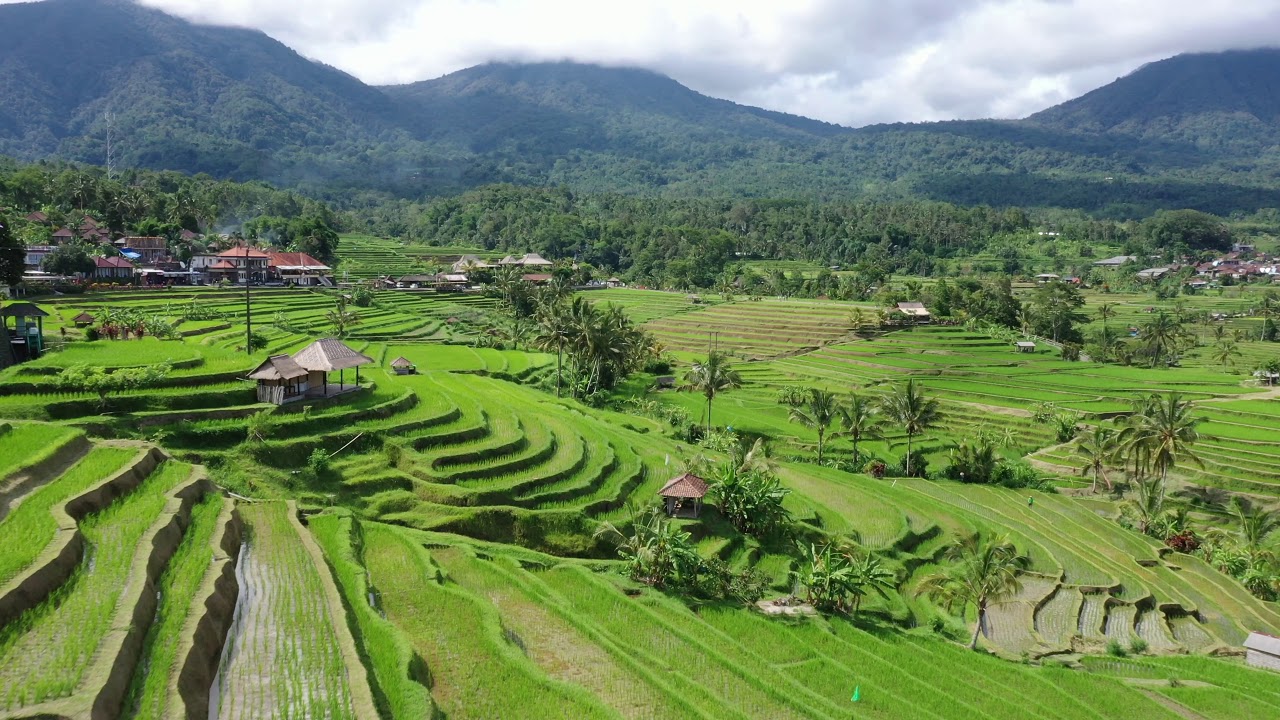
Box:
105 1 1280 126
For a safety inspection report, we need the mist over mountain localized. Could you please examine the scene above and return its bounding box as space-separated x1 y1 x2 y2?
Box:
3 0 1280 215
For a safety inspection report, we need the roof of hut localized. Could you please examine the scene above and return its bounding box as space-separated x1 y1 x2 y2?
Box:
657 472 709 499
292 338 373 371
248 354 308 381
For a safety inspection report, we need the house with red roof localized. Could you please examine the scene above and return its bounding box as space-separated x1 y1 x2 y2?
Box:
94 256 135 281
265 251 332 286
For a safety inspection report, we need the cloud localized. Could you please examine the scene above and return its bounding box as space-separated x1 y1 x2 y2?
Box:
103 0 1280 125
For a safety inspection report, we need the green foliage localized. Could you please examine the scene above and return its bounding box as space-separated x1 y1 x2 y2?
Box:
797 541 896 615
0 212 22 287
54 363 170 408
709 462 792 538
42 241 96 277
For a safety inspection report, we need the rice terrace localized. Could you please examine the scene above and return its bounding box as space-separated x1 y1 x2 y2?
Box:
7 3 1280 716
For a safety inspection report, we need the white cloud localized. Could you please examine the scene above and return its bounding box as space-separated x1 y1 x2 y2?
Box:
57 0 1280 125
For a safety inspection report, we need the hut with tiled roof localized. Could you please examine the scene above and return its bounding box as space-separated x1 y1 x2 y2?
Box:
657 472 709 518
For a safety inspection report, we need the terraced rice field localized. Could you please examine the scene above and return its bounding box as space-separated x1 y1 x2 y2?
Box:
633 294 865 359
0 460 192 711
212 502 358 720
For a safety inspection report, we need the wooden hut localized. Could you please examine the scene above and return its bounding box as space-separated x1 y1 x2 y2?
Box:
1246 632 1280 672
1015 341 1036 353
658 472 709 519
2 302 48 361
248 354 310 405
73 311 95 328
292 338 373 396
390 356 417 375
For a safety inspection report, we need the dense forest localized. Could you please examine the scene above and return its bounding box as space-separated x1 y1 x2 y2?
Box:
0 160 342 263
353 184 1266 287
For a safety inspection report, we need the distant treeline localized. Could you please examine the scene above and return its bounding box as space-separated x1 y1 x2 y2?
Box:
350 184 1271 287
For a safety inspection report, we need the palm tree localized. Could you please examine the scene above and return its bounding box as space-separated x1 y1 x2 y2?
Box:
879 379 940 477
1122 393 1205 485
1074 425 1119 493
534 302 573 397
1232 498 1279 556
839 394 883 465
1212 340 1242 368
1097 303 1117 328
1125 477 1166 536
788 388 840 464
916 533 1028 649
681 351 742 435
1140 312 1191 368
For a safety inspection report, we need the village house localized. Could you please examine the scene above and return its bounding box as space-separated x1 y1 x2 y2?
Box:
120 236 170 264
897 302 932 323
1245 632 1280 672
1135 267 1171 281
1093 255 1137 267
265 251 333 286
451 255 492 273
94 256 136 281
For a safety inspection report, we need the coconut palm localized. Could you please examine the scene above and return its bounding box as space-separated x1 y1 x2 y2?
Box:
839 394 883 466
1232 498 1280 555
1140 312 1192 368
1074 425 1119 493
1212 340 1242 368
879 379 940 477
1124 477 1166 536
1097 303 1117 327
916 533 1028 649
534 302 573 397
1122 392 1205 485
788 388 840 464
681 351 742 434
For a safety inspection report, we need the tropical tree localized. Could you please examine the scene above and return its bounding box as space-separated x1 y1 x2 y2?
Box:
797 542 896 615
1097 303 1117 328
838 394 883 466
1124 477 1167 536
1139 312 1192 368
1212 340 1242 368
916 533 1028 649
326 300 361 338
534 301 573 397
879 379 941 477
787 388 840 464
55 363 170 409
709 462 791 537
1121 393 1205 485
1074 425 1119 493
594 506 701 589
1232 498 1280 556
681 351 742 434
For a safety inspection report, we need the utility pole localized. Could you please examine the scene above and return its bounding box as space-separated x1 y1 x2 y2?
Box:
245 242 252 355
104 112 116 180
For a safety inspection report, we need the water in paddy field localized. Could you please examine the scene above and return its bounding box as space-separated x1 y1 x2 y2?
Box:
207 541 248 720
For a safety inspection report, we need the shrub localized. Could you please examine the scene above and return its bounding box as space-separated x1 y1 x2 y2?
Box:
1106 640 1128 657
864 459 887 478
83 327 100 341
307 448 330 475
1130 637 1149 655
1165 530 1200 553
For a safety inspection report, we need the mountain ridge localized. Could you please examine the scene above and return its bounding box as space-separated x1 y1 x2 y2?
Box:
2 0 1280 214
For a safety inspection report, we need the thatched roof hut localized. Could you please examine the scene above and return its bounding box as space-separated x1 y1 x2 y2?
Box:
293 338 373 371
658 472 709 518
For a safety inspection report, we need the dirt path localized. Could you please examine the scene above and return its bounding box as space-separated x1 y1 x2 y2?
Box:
948 399 1035 418
1138 689 1211 720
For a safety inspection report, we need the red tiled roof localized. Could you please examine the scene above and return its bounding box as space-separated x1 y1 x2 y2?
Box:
25 211 47 223
266 252 330 269
95 256 135 269
657 473 708 499
51 228 74 238
217 246 270 259
208 260 238 270
522 273 553 282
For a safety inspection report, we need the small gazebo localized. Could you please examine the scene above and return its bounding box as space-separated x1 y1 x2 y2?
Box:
390 356 417 375
1015 341 1036 354
73 311 95 328
248 354 310 405
658 472 709 519
292 338 373 395
2 302 49 361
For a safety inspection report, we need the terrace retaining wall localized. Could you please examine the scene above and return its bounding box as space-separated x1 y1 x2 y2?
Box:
0 432 91 522
0 445 166 629
173 499 243 720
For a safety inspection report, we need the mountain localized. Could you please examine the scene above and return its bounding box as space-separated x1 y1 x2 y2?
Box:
1028 49 1280 151
0 0 418 185
2 0 1280 216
